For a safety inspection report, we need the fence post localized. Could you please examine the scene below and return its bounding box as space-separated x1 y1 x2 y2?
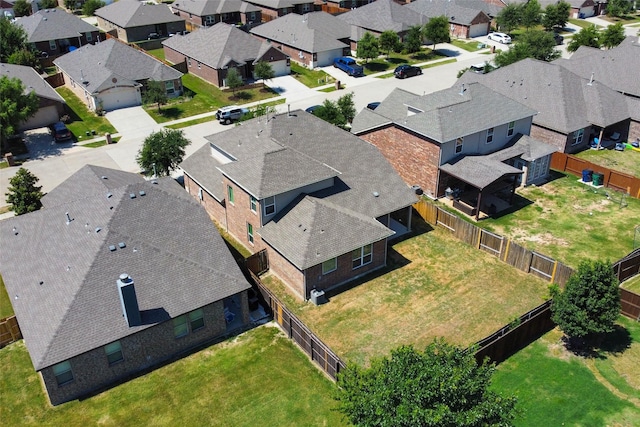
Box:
477 227 482 249
502 239 511 262
550 260 558 283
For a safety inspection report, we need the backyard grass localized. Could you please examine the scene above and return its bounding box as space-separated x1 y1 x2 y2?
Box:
55 88 117 140
145 47 165 62
492 317 640 426
0 326 347 427
449 39 487 52
290 63 334 88
262 216 549 366
622 275 640 293
479 171 640 269
362 48 448 75
574 147 640 178
0 275 13 318
144 74 279 123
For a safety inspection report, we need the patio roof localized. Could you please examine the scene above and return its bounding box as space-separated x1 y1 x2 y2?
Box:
440 156 522 190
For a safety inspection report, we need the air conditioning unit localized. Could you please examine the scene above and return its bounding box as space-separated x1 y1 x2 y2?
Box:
310 289 326 305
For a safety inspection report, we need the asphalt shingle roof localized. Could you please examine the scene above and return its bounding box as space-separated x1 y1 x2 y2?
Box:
96 0 185 28
440 155 522 189
337 0 428 34
0 62 64 103
406 0 489 26
171 0 260 16
0 165 250 371
16 8 98 43
247 0 312 8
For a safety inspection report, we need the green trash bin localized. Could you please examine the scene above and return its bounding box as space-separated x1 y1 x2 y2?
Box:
592 172 603 186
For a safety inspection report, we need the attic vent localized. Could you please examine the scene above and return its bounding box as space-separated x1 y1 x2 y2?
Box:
107 192 112 198
109 245 117 251
12 227 17 235
39 281 43 286
139 190 146 196
101 176 108 179
152 180 158 185
65 212 72 224
129 193 136 199
95 227 101 233
118 242 126 249
373 191 379 197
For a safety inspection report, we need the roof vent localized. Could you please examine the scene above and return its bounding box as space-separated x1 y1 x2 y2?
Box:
152 180 158 185
373 191 379 197
588 72 594 86
12 226 17 235
109 245 116 251
139 190 146 196
107 192 112 198
118 242 126 249
101 175 107 179
129 193 136 199
95 227 101 233
65 212 72 224
459 83 465 96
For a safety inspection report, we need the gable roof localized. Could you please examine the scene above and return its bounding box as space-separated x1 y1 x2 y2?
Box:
250 11 350 52
459 58 631 134
15 8 98 43
406 0 490 26
0 62 64 103
170 0 260 16
162 22 280 69
54 38 182 94
95 0 185 28
0 165 250 371
337 0 428 33
352 83 538 141
246 0 312 8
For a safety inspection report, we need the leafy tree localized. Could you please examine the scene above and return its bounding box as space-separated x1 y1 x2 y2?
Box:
39 0 58 8
64 0 78 11
82 0 105 17
253 61 275 88
494 30 560 67
13 0 32 17
136 129 191 177
225 68 243 96
494 42 533 67
379 30 400 58
142 80 168 111
335 340 517 427
496 3 522 33
7 48 39 69
404 25 423 53
607 0 631 18
0 17 30 63
554 1 571 30
315 99 346 129
337 91 356 124
567 25 601 52
0 76 39 149
244 103 276 121
5 168 44 215
422 15 450 50
521 0 542 30
600 22 625 49
542 3 558 31
550 260 620 349
356 31 379 63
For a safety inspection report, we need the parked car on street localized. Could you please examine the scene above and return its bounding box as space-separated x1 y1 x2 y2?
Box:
305 105 323 115
51 121 72 142
394 64 422 79
488 32 511 44
216 106 249 124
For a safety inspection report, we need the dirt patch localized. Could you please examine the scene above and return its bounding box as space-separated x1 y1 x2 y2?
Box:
509 228 569 246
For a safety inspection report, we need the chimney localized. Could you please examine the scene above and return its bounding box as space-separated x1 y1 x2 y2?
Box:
117 273 141 327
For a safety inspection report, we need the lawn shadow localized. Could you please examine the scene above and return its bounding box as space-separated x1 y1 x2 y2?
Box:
561 325 632 359
484 193 534 220
364 62 392 72
157 107 182 120
598 325 633 356
230 91 252 101
436 48 461 57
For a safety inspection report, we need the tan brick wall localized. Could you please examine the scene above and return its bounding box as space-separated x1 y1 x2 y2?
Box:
265 246 305 298
184 175 227 229
222 177 267 253
359 126 441 198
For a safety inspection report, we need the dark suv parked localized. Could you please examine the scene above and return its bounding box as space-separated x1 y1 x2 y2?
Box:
394 64 422 79
51 122 72 142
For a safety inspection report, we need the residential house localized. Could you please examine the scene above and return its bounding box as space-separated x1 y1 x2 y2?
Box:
54 38 183 112
351 82 558 219
250 11 351 67
322 0 376 14
245 0 315 22
95 0 186 43
169 0 261 31
0 165 252 406
15 8 100 64
180 110 417 300
337 0 428 51
530 0 603 18
0 63 66 130
1 0 16 19
406 0 492 38
162 22 289 88
459 58 632 153
554 36 640 142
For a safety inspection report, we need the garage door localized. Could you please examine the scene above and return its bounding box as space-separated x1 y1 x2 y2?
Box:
579 6 594 17
469 23 489 38
98 86 141 111
19 105 60 131
270 59 289 77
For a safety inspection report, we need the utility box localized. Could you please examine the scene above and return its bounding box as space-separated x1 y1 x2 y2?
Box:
310 289 327 305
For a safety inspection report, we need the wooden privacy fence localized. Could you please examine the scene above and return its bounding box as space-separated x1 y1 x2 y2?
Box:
613 248 640 283
0 316 21 348
551 152 640 198
620 288 640 320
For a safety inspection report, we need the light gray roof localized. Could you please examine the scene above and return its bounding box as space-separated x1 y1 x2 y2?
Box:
250 12 350 53
454 0 503 17
246 0 312 8
459 58 631 134
171 0 260 16
0 165 250 371
406 0 490 26
96 0 185 28
337 0 428 33
162 22 282 69
440 156 522 189
352 83 538 142
54 39 182 94
15 8 98 43
0 62 64 103
488 133 558 163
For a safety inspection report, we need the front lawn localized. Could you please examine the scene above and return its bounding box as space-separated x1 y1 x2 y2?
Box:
55 88 117 140
449 39 487 52
568 18 603 29
262 216 549 366
574 147 640 178
492 317 640 426
480 171 640 268
362 48 448 75
0 326 347 426
290 63 334 88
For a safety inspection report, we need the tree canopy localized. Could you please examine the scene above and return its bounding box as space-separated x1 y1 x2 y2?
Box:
0 17 30 63
521 0 542 30
567 25 601 52
142 80 168 111
379 30 400 58
0 76 39 148
5 167 43 215
404 25 423 53
607 0 631 18
542 1 570 31
422 15 450 50
600 22 626 49
40 0 58 9
82 0 105 17
136 129 191 177
253 61 275 88
550 260 620 349
314 92 356 129
494 30 560 67
496 3 522 33
225 68 243 96
335 340 517 427
13 0 32 17
356 32 379 63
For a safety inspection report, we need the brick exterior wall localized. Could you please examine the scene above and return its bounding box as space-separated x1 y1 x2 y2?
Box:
184 174 227 228
264 246 305 297
530 124 589 154
165 47 225 86
359 125 441 198
630 119 640 143
41 297 248 405
450 23 470 39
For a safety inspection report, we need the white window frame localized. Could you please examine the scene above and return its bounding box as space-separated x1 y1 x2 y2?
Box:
227 185 234 204
352 244 373 269
250 195 257 213
507 121 515 137
189 308 205 331
49 40 57 51
486 127 494 144
198 188 203 201
571 129 584 145
165 80 175 94
173 315 189 338
53 361 74 386
105 341 123 366
247 222 254 244
322 257 337 274
455 137 463 154
263 196 275 216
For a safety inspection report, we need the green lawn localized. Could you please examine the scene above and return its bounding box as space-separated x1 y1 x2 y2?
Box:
145 48 165 62
82 137 121 148
450 39 487 52
600 11 640 24
262 217 549 366
0 275 13 318
376 58 456 79
574 147 640 178
569 18 603 29
0 326 348 426
290 63 335 88
479 171 640 268
492 318 640 426
622 275 640 293
55 88 117 141
362 48 448 75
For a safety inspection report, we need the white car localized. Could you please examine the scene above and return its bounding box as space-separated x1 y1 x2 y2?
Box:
488 32 512 44
216 106 250 124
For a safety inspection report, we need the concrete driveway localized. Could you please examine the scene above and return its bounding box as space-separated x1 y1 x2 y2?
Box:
266 75 316 103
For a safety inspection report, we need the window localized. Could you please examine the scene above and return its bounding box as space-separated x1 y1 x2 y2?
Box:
173 315 188 338
249 12 256 21
247 223 254 244
205 15 214 25
227 185 234 204
165 80 175 94
197 62 201 69
187 57 191 67
52 361 73 386
250 196 257 213
49 40 56 51
189 308 205 331
571 129 584 145
198 188 203 201
486 127 494 144
322 258 337 274
104 341 123 365
507 121 515 137
352 244 373 269
263 196 275 216
86 32 92 42
455 137 463 154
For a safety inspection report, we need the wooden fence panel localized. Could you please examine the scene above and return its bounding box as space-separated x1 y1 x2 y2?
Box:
0 316 22 348
452 217 478 246
620 288 640 320
504 241 533 272
552 262 574 287
479 229 503 257
436 208 457 232
614 248 640 283
412 200 438 225
246 249 269 275
529 252 555 281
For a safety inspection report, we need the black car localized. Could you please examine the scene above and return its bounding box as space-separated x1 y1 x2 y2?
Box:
51 121 72 142
394 64 422 79
366 102 380 110
305 105 323 115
